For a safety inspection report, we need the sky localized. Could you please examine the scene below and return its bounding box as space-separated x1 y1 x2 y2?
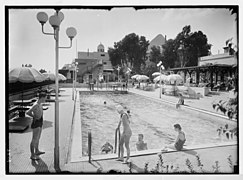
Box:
9 7 237 72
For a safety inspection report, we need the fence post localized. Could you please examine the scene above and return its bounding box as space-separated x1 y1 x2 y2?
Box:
118 128 121 158
88 130 92 163
114 128 118 154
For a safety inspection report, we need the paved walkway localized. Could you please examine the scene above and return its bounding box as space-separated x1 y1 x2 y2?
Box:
64 144 237 173
129 87 231 119
8 88 74 173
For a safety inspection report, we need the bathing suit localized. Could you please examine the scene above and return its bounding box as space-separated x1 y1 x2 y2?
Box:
174 131 186 151
120 113 132 137
31 116 43 129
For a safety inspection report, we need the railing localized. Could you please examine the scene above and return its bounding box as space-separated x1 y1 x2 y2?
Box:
114 128 121 158
88 130 92 163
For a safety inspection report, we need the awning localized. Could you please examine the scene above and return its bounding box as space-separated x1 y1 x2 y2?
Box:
103 69 114 72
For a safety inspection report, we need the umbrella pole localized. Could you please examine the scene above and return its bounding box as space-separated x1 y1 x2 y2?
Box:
159 67 162 98
21 83 24 117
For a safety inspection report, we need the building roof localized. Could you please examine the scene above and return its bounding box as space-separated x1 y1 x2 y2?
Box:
78 51 109 60
199 53 234 61
168 64 233 72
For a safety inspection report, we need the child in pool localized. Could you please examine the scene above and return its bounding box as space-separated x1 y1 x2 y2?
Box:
136 134 148 151
176 93 184 109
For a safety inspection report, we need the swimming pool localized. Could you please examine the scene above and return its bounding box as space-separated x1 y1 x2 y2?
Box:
80 91 237 156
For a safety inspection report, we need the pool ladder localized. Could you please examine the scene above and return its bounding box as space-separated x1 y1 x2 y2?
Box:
114 128 121 157
87 128 121 163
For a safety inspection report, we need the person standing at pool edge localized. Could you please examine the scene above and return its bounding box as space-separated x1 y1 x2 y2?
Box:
116 105 132 163
26 92 48 160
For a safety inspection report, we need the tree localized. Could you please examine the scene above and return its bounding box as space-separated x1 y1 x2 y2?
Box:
149 46 163 64
140 61 158 80
161 39 177 69
108 33 149 74
161 25 211 68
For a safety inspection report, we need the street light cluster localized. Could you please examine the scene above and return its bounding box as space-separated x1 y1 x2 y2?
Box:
37 11 77 40
36 9 77 171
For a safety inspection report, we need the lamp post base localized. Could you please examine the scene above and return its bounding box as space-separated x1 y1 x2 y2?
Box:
54 146 61 172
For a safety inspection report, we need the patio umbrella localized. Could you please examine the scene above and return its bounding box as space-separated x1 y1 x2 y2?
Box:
153 74 167 83
9 67 46 83
43 72 66 81
58 73 67 81
152 72 161 77
131 74 140 79
9 67 47 116
136 75 149 81
166 74 183 84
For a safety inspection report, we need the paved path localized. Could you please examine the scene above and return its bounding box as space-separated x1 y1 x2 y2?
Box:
8 88 74 173
64 144 237 173
129 87 230 118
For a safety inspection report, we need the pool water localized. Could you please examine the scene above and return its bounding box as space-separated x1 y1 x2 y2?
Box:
80 92 237 156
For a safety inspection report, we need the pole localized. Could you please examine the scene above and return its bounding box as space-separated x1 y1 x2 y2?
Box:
88 130 92 163
75 65 77 92
54 27 60 171
117 66 119 83
72 68 74 100
159 66 162 99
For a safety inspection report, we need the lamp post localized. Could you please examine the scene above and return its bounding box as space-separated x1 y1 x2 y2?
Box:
37 10 77 171
157 61 164 98
178 44 184 81
117 66 121 83
72 61 78 100
75 68 79 91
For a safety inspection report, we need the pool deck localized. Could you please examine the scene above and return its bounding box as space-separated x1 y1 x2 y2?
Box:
8 87 238 173
128 87 235 121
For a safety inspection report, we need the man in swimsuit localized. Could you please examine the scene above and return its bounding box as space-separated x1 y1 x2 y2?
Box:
26 92 48 160
116 105 132 163
162 124 186 152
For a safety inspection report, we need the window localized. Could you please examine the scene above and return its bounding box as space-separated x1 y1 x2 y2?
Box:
101 54 105 56
103 62 107 65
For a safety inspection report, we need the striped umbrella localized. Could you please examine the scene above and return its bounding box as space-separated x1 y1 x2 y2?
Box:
43 72 66 81
153 74 167 83
9 67 46 83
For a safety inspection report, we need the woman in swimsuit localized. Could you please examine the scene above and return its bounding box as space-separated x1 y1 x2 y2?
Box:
162 124 186 151
116 105 132 163
26 92 48 160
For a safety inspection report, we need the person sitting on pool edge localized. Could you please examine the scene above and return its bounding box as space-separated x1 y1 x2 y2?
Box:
161 124 186 152
176 93 184 109
136 134 148 151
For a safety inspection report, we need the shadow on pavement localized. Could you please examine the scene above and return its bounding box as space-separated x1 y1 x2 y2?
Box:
128 162 144 173
182 149 198 156
10 119 53 134
31 157 50 173
90 160 104 172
